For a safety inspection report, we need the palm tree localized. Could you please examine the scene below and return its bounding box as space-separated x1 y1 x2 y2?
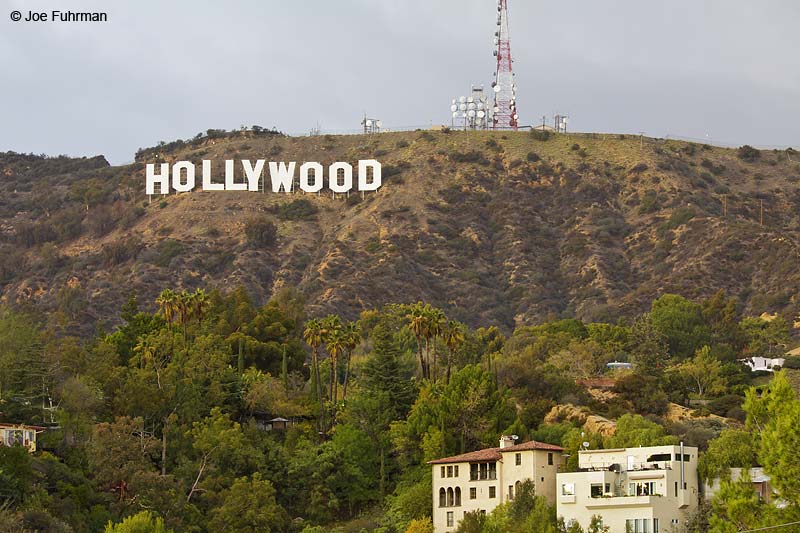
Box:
342 321 361 401
326 328 346 407
321 315 343 404
426 307 445 382
406 302 428 379
134 337 164 390
133 337 153 369
156 289 178 326
192 289 208 327
303 318 325 432
156 289 179 356
442 320 466 384
176 290 192 341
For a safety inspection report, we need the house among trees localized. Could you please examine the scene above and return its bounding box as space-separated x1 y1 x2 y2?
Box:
266 417 289 431
557 444 699 533
703 467 779 506
0 423 44 453
428 435 565 531
250 411 306 432
742 356 785 372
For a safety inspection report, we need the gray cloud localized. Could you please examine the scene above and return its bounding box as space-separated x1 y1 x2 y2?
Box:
2 0 798 163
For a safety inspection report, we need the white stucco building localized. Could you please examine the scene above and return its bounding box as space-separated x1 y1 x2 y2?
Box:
428 436 565 532
703 467 782 507
742 357 785 372
557 444 699 533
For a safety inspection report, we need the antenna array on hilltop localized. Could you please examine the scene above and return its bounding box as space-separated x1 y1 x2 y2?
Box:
361 115 382 134
450 86 490 130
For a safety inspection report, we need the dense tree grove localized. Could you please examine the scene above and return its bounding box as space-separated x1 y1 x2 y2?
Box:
0 289 797 531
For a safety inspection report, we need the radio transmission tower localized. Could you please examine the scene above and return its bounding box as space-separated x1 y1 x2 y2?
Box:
491 0 518 130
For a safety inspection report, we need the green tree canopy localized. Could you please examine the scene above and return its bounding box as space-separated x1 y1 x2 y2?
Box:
604 414 678 448
698 430 757 482
650 294 710 358
678 345 728 398
104 511 173 533
207 473 289 533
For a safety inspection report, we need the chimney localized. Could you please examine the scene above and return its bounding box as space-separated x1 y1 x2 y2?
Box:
500 435 515 449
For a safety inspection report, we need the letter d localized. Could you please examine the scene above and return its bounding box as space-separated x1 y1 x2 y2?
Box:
358 160 381 191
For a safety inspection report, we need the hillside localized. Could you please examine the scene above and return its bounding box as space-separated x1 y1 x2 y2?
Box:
2 130 800 332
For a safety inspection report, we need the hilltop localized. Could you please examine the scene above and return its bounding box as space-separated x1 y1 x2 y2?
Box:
2 129 799 332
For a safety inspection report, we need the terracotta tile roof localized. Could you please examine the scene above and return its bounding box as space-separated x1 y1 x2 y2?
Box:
427 440 564 465
502 440 565 453
428 448 501 465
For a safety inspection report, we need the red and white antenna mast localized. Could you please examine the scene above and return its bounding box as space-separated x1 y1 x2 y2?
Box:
492 0 518 130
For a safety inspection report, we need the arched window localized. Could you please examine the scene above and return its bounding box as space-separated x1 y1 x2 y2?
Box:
439 488 446 507
455 487 461 506
447 487 454 507
515 480 522 499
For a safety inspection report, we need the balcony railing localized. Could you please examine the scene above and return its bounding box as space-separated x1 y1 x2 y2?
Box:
579 462 672 472
585 494 663 509
590 492 664 499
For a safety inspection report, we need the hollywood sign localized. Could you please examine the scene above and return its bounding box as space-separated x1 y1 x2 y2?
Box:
145 159 381 195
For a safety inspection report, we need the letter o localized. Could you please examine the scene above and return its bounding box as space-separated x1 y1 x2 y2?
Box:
172 161 195 192
328 162 353 193
300 162 324 193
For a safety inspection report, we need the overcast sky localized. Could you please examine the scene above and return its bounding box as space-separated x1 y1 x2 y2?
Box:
2 0 798 164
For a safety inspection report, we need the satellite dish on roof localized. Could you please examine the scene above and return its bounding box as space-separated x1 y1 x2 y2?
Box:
493 84 501 92
459 103 467 111
365 120 372 127
452 112 458 118
450 104 458 112
467 110 476 118
582 441 590 449
477 110 486 118
459 96 466 103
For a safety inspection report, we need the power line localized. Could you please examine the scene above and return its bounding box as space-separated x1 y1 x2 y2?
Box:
738 521 800 532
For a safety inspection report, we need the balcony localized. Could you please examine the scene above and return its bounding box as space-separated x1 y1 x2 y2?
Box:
469 462 497 481
585 494 662 509
579 462 672 473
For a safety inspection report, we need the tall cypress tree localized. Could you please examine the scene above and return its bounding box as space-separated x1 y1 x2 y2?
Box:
361 324 416 419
